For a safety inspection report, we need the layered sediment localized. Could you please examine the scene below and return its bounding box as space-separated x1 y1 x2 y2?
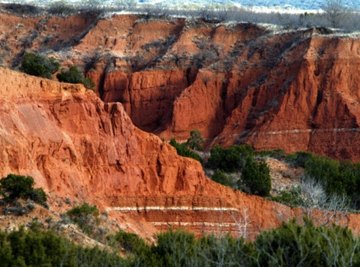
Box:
0 67 359 238
0 11 359 159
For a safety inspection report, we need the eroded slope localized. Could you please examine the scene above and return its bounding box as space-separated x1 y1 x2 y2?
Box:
0 68 359 238
1 11 359 159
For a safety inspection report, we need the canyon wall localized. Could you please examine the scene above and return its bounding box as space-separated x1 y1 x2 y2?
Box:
0 11 359 160
1 68 359 238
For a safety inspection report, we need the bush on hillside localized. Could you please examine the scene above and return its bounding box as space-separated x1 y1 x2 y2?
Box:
169 139 202 163
304 154 359 209
132 219 359 266
20 52 59 79
110 230 148 256
211 169 235 187
305 155 342 195
0 174 47 207
0 227 124 266
67 202 99 218
286 151 313 168
256 149 286 160
240 158 271 196
66 203 99 234
256 218 360 267
285 152 360 210
270 186 305 207
0 219 358 267
196 234 255 267
185 130 204 151
206 145 272 196
57 66 94 89
207 145 253 172
338 162 360 209
152 230 198 267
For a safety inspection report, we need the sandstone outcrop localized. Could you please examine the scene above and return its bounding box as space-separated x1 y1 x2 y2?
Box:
0 11 358 160
0 68 359 238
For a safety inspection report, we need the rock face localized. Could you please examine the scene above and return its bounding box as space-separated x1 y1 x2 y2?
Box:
0 11 359 160
0 68 359 238
0 68 208 203
214 36 360 161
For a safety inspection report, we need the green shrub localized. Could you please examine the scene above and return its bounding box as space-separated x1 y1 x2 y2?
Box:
304 155 359 209
28 188 47 207
256 149 286 160
207 145 253 172
286 151 313 168
211 169 234 187
284 152 360 210
206 145 272 195
339 162 360 209
153 230 198 267
20 52 59 79
0 175 34 201
270 186 305 207
0 227 125 266
131 221 359 267
1 221 350 267
110 230 148 255
57 66 94 89
0 174 47 207
67 203 99 218
185 130 204 151
169 139 202 163
132 230 257 266
255 219 360 267
240 158 271 196
305 156 341 194
197 234 255 267
66 203 99 235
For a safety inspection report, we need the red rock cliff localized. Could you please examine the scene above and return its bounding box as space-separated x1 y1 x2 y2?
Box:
0 68 359 238
1 12 358 159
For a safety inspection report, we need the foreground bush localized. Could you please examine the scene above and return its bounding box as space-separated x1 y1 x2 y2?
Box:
131 220 359 267
109 230 148 256
57 66 94 89
0 227 124 267
0 174 47 207
0 219 357 266
20 52 59 79
256 219 360 267
151 230 198 267
240 158 271 196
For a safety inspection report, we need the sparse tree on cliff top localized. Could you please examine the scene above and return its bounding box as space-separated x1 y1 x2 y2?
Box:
322 0 349 28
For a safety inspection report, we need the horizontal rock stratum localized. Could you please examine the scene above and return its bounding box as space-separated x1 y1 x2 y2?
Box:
0 12 359 160
0 67 359 238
